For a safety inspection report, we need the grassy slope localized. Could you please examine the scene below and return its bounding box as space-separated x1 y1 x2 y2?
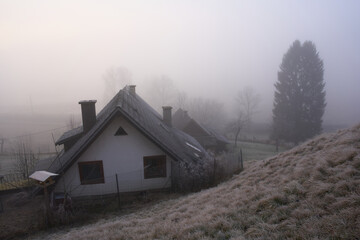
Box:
34 125 360 240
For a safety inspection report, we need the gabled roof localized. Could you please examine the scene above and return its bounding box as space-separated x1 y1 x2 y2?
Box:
48 86 210 175
203 125 231 144
173 108 230 144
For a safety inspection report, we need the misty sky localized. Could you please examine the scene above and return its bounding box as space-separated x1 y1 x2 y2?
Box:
1 0 360 126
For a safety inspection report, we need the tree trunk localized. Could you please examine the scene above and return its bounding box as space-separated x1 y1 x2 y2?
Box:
234 127 241 147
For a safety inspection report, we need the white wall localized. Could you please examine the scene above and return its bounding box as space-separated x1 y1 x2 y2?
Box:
55 115 173 197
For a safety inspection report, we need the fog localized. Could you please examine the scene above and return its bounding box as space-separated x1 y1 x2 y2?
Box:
1 0 360 140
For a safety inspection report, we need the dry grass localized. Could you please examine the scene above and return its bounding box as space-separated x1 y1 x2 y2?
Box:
0 179 34 191
0 192 45 239
31 124 360 239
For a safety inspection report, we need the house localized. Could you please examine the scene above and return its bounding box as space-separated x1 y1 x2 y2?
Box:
45 86 212 198
173 108 230 153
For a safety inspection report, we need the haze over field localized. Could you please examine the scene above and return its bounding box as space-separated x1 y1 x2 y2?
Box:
1 0 360 138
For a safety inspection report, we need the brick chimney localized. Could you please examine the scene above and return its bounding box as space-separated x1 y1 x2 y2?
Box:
129 85 136 95
79 100 97 133
162 106 172 127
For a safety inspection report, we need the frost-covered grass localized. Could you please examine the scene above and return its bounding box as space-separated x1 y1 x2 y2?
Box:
31 124 360 239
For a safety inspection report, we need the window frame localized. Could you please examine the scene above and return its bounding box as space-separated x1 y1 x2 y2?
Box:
78 160 105 185
143 155 167 179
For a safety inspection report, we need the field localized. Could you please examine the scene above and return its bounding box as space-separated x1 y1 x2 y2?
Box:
237 141 288 162
0 154 15 175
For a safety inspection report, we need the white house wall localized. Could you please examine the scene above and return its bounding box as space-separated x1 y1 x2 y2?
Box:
54 115 173 197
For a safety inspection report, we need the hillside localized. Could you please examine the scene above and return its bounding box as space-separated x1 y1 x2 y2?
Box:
34 124 360 239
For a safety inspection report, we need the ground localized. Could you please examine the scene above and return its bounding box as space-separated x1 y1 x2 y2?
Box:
0 192 44 239
0 141 281 239
0 190 184 240
5 130 359 240
28 125 359 239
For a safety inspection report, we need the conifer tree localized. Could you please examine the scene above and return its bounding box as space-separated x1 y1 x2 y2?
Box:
272 40 326 144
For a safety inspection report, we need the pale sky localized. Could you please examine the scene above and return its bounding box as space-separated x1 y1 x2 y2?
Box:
1 0 360 126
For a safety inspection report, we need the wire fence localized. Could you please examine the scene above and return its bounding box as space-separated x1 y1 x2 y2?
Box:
58 168 171 202
0 150 241 198
213 150 243 183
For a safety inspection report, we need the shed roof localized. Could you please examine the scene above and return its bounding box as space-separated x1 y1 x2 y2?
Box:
56 126 83 145
29 171 58 182
173 108 230 144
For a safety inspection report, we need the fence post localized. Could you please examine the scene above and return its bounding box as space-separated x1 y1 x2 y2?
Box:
0 198 3 213
237 152 240 171
115 174 120 209
240 149 243 170
213 158 216 183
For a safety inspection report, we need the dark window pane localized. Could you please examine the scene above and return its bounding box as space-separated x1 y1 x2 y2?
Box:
143 155 166 179
82 164 101 180
78 161 104 184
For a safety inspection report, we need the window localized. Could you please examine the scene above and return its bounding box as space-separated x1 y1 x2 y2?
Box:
143 155 166 179
78 161 105 184
115 126 127 136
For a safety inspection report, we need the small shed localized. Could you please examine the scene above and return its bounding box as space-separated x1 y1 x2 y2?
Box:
29 170 58 224
29 171 58 186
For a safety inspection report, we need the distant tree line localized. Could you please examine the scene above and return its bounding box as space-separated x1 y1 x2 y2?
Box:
103 40 326 147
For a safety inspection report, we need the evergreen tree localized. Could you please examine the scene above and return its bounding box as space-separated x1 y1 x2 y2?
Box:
272 40 326 144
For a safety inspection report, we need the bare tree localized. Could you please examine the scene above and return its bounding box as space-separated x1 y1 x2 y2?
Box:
103 66 132 102
11 136 38 179
227 111 247 147
0 136 5 153
229 86 260 146
174 90 188 110
67 114 80 130
145 75 177 112
187 97 227 131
